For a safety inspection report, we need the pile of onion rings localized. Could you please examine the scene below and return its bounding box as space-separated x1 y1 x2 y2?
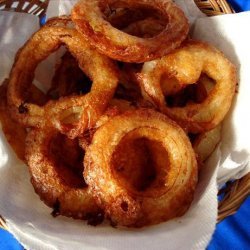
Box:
0 0 237 228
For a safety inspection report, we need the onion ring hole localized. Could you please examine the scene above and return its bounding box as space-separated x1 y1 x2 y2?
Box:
47 51 93 100
48 132 87 189
103 3 167 38
111 130 169 196
163 74 216 108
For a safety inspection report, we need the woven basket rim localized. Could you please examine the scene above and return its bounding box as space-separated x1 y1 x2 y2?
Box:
0 0 49 17
0 0 249 231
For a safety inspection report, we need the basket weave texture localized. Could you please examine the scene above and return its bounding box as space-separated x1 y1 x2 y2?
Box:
0 0 249 230
194 0 234 15
0 0 49 17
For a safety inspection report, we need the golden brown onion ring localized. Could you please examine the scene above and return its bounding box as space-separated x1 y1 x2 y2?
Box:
25 127 102 221
137 40 237 133
84 109 198 227
7 17 118 138
71 0 189 63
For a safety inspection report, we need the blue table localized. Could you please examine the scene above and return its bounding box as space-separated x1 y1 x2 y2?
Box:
0 0 249 249
227 0 250 12
208 197 250 249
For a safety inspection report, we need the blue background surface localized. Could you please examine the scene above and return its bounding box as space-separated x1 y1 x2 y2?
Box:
208 197 250 250
228 0 250 12
0 0 249 249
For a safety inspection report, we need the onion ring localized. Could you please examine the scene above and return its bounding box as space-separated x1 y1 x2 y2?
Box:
25 127 102 221
137 40 237 133
71 0 189 62
7 17 118 138
84 109 197 227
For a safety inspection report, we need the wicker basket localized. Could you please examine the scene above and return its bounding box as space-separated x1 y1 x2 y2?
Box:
0 0 49 17
0 0 249 230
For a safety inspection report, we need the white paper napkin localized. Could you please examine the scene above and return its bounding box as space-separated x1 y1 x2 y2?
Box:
0 1 249 250
0 11 39 83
